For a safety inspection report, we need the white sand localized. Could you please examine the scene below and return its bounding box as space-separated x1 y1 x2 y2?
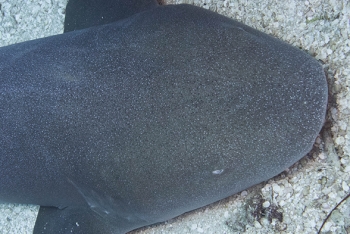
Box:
0 0 349 233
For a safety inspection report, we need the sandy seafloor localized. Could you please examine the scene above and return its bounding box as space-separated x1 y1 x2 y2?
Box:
0 0 349 233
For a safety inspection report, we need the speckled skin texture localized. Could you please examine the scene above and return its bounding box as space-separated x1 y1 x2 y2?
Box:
64 0 159 32
0 3 327 234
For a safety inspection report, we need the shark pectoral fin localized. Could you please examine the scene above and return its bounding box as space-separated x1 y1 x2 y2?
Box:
64 0 160 33
33 206 116 234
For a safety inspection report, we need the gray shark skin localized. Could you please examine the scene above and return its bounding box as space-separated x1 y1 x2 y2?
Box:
64 0 160 33
0 1 327 234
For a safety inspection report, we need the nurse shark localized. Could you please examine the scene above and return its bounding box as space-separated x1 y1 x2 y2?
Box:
0 0 327 233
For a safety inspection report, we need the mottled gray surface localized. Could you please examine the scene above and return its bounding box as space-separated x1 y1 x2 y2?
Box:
0 3 327 234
